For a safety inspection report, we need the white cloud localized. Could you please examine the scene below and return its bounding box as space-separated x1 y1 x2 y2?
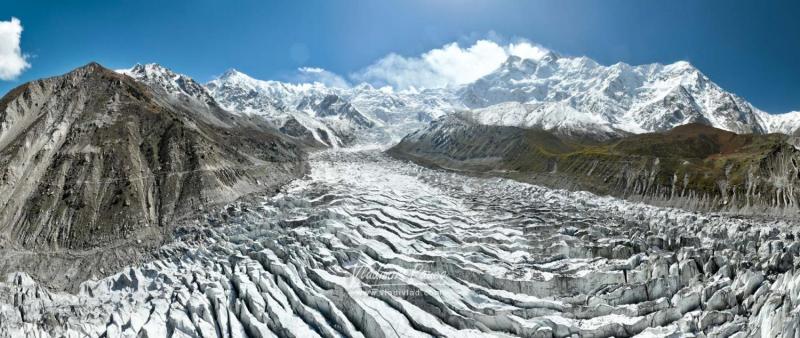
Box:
351 39 550 90
295 66 350 88
507 42 551 61
0 17 30 81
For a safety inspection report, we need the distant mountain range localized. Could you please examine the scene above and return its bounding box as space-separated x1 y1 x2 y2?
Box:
375 52 800 215
122 64 463 147
118 53 800 149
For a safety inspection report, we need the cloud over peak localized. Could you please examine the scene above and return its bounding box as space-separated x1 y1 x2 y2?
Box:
351 39 550 90
0 17 30 81
296 66 349 88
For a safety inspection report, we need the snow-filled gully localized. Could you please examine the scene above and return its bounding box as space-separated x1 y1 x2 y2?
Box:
1 149 799 337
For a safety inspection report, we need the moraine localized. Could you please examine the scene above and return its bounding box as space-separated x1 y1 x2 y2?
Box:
1 148 799 337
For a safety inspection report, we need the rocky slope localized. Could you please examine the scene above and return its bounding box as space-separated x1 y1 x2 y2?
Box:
389 114 800 215
0 62 307 291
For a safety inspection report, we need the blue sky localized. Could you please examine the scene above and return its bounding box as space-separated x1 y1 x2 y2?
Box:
0 0 798 112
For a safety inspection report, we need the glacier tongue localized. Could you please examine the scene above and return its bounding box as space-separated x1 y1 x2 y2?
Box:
2 149 799 337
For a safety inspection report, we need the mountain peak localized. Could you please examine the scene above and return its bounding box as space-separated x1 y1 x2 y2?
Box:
119 63 179 81
670 60 694 69
72 61 113 74
65 62 132 82
659 60 704 79
81 61 103 69
457 52 792 134
220 68 246 80
120 62 221 109
129 63 144 71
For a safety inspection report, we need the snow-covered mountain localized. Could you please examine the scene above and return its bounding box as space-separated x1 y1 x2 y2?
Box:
119 65 362 147
461 101 624 140
763 111 800 135
205 69 370 147
208 55 799 140
458 54 798 135
205 69 463 145
120 63 217 107
121 55 800 148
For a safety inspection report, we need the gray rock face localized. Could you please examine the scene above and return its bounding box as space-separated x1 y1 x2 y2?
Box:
0 62 308 291
1 149 798 337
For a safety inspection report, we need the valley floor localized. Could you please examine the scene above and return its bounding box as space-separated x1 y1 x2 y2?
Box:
1 148 799 337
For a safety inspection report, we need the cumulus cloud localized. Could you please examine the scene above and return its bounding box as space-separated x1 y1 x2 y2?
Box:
295 66 350 88
351 39 550 90
0 17 30 80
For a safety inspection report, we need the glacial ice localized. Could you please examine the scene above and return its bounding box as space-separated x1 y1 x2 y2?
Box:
1 149 799 337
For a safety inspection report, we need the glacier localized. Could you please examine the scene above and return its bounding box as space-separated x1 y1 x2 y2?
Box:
58 48 800 337
2 148 799 337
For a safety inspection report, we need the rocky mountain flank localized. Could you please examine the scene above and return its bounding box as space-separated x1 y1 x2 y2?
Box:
0 63 307 290
389 114 800 215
